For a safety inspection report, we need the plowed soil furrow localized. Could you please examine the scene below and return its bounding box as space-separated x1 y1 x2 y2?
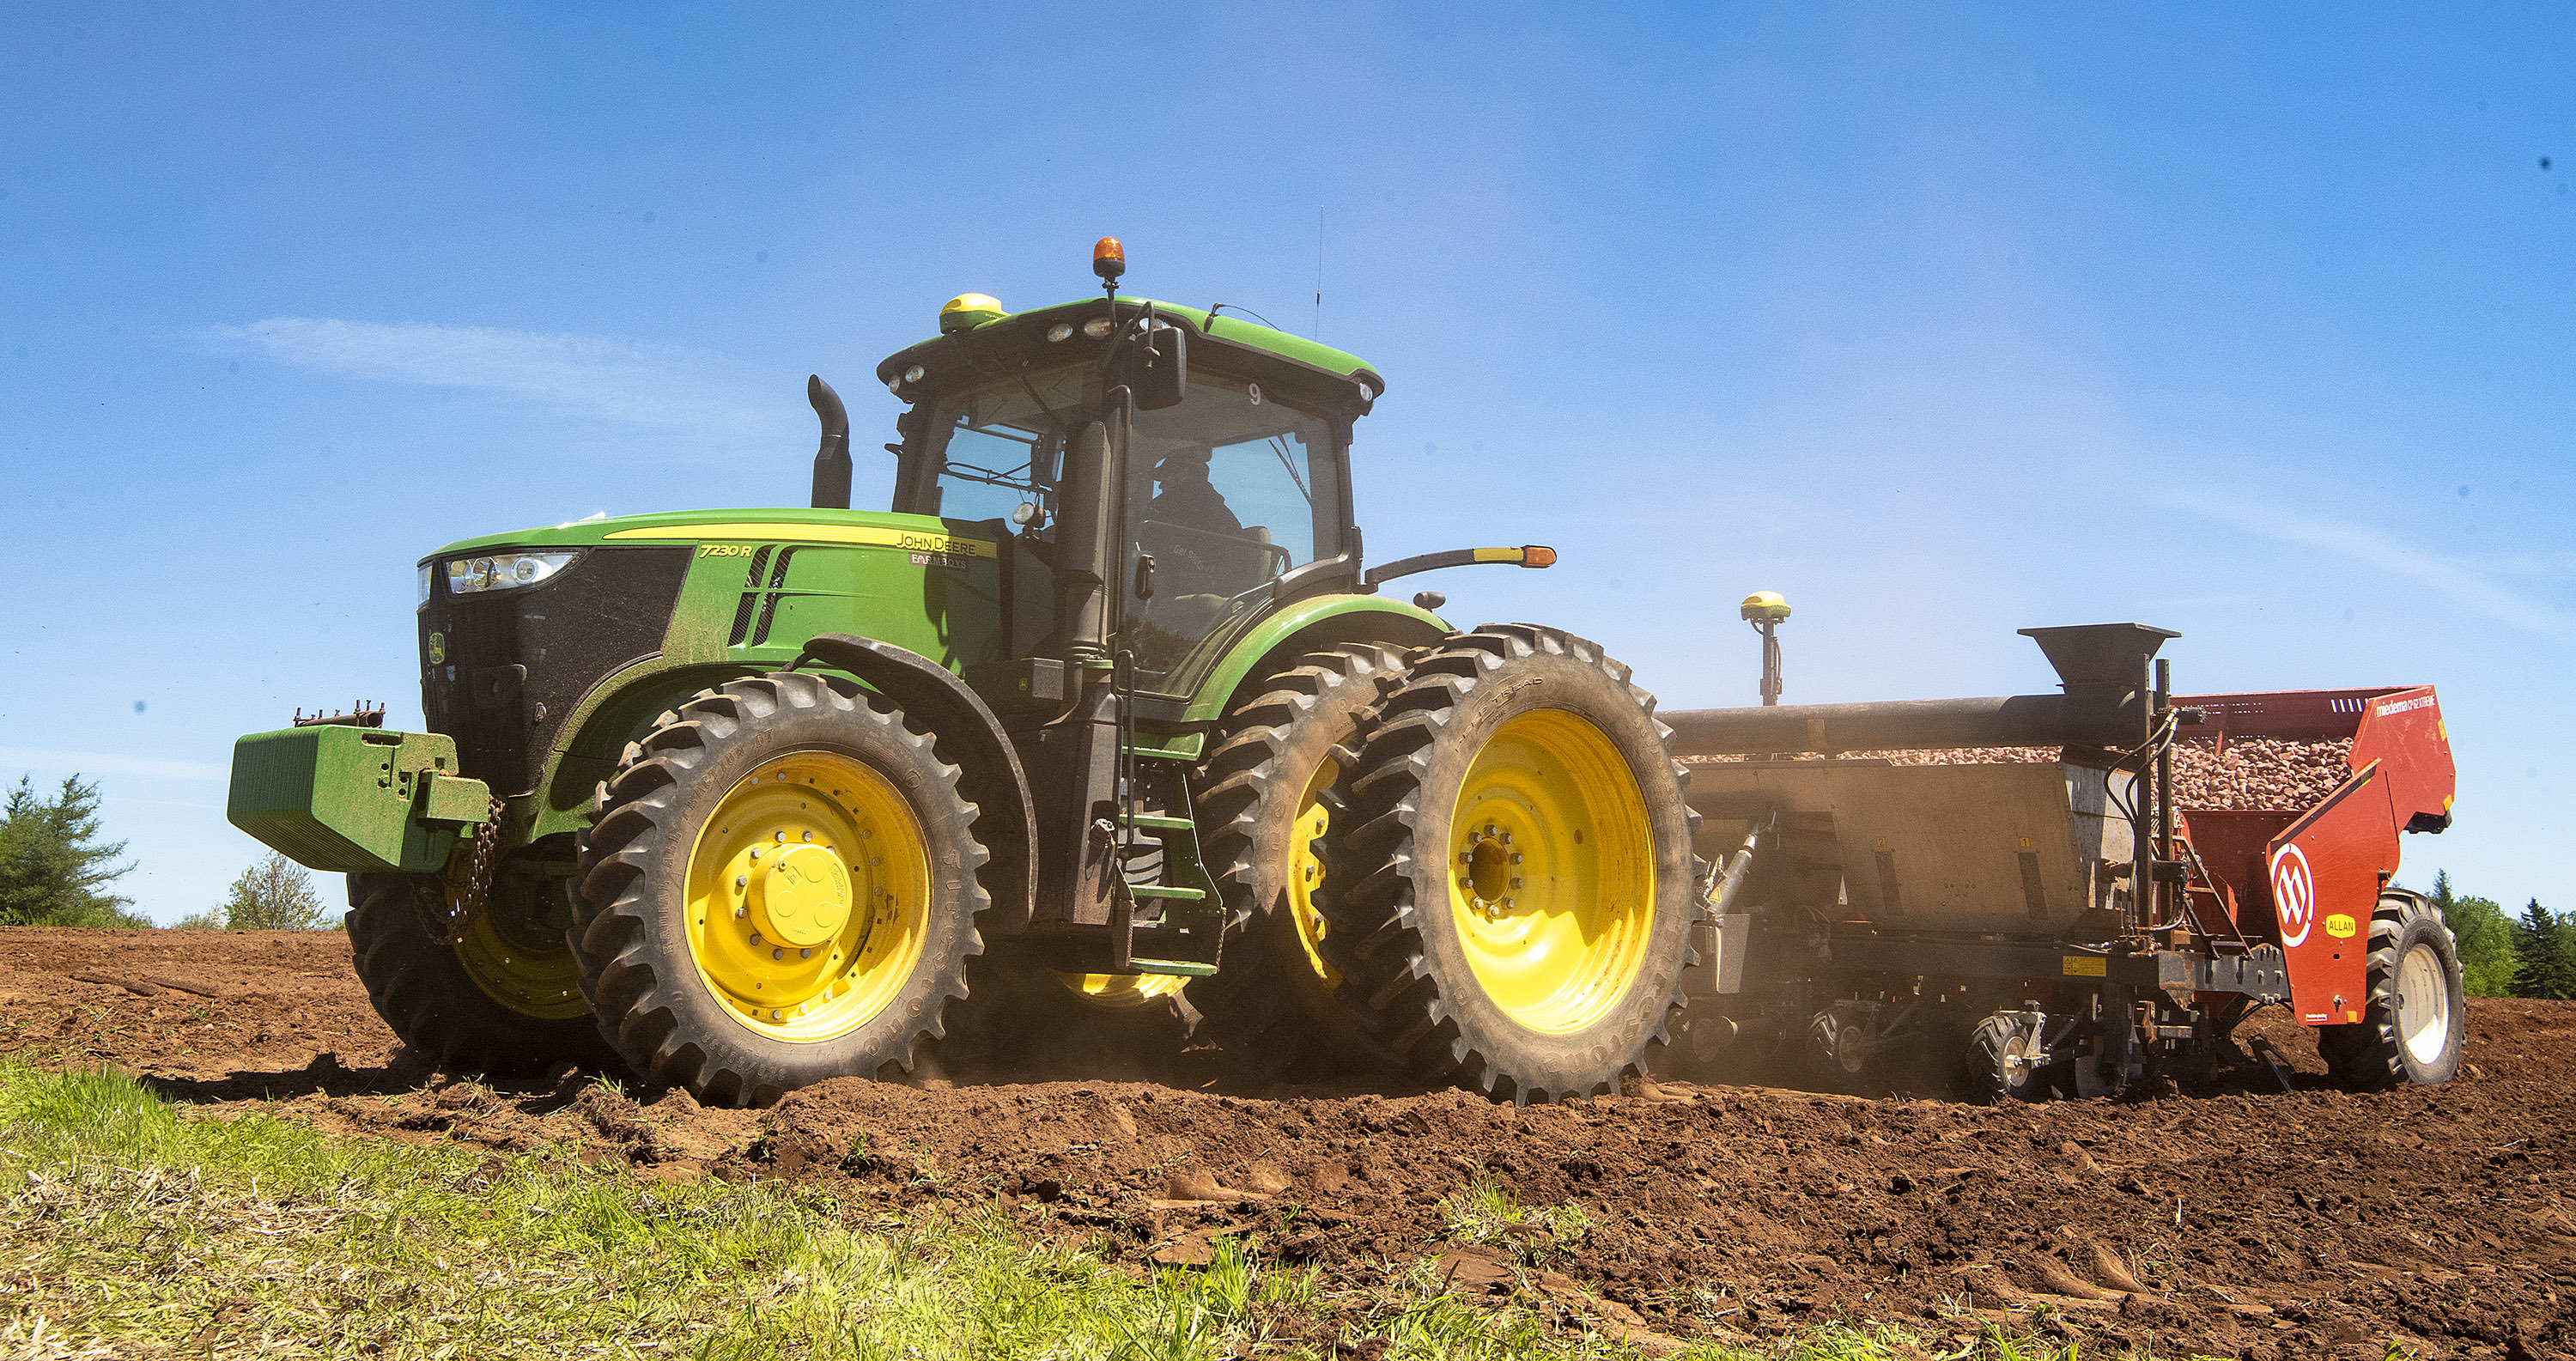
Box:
5 927 2569 1359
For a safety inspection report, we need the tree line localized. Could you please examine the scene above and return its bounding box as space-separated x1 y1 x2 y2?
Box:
0 775 332 931
2429 870 2571 999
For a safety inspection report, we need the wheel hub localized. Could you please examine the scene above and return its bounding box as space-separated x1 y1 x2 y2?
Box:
1456 822 1523 921
1834 1022 1870 1073
754 843 853 947
2396 939 2451 1065
683 752 931 1042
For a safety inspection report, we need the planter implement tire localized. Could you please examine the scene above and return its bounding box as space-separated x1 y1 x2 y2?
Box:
570 671 989 1107
346 871 623 1076
1963 1010 2046 1104
1807 1003 1881 1093
1327 625 1698 1104
2318 890 2465 1090
1187 644 1408 1078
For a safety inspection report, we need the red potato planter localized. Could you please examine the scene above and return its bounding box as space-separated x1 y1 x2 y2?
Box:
1652 623 2463 1099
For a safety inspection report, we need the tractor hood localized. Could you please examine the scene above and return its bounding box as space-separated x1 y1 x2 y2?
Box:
426 506 993 563
416 505 1008 805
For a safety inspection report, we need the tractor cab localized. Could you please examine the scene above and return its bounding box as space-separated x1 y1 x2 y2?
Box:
872 275 1382 706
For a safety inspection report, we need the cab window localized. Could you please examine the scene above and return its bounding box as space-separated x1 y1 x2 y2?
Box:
1127 375 1344 689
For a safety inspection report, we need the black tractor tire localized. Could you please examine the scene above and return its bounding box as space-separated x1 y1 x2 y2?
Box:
1325 624 1699 1104
2318 890 2466 1090
569 671 990 1108
1186 643 1409 1078
934 939 1200 1080
345 872 625 1077
1963 1011 2046 1104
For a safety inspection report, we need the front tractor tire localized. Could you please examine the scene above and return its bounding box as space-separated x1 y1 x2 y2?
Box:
570 672 990 1108
2318 890 2466 1090
1187 644 1409 1078
346 872 624 1077
1327 625 1698 1104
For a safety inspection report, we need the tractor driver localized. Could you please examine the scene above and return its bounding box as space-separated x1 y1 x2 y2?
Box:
1149 448 1242 538
1137 447 1258 654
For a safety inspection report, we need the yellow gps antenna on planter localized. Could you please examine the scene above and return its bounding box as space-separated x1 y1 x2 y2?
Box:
1741 590 1790 706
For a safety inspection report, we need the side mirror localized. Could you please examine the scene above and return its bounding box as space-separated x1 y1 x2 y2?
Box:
1131 324 1187 411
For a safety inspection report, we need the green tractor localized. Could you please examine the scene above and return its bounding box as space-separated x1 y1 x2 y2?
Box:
228 240 1702 1106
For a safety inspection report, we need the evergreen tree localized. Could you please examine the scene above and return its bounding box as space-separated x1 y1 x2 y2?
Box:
219 851 329 931
2509 899 2576 1001
0 775 145 928
2428 871 2518 997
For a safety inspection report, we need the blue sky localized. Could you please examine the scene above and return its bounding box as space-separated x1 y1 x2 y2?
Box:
3 5 2567 921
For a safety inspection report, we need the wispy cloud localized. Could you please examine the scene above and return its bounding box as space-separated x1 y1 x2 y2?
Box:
2186 501 2563 633
2 749 228 783
202 318 785 434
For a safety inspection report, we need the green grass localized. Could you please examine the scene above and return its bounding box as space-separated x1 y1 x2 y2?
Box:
0 1060 2113 1359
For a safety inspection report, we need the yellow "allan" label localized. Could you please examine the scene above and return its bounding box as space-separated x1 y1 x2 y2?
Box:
2062 956 2107 977
2324 914 2358 939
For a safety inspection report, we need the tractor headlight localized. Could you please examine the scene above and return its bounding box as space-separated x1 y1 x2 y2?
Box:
446 550 579 595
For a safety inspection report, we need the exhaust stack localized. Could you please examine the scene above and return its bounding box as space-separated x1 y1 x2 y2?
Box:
807 374 852 510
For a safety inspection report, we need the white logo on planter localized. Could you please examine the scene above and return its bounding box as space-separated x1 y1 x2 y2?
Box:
2272 843 2317 947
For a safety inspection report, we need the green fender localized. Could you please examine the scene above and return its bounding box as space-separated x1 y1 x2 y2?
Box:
1184 592 1450 724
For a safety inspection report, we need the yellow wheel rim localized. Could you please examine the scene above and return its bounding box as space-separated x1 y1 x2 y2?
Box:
1445 709 1656 1036
683 750 932 1042
450 887 588 1020
1289 756 1342 987
1048 969 1189 1011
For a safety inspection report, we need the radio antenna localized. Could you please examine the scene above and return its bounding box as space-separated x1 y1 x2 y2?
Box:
1314 206 1324 340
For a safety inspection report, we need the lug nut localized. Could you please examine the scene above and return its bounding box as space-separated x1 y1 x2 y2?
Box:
1501 833 1512 845
1509 853 1522 864
772 948 785 961
1501 896 1516 908
750 932 763 945
802 830 814 842
733 905 747 919
775 831 787 843
1510 878 1523 890
750 848 762 860
736 875 748 888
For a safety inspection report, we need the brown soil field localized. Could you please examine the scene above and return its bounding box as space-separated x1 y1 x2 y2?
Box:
8 927 2571 1359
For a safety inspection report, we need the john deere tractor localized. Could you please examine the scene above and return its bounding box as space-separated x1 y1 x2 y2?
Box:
228 240 1701 1106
